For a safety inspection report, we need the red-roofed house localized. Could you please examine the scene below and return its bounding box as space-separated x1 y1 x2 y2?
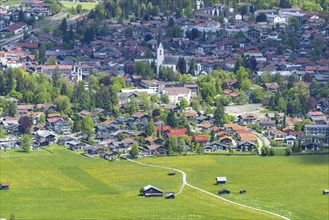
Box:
167 128 187 138
188 135 209 143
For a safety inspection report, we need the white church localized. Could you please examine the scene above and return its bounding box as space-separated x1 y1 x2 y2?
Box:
156 43 200 75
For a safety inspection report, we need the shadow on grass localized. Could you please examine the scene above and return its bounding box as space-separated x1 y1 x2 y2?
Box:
293 154 329 165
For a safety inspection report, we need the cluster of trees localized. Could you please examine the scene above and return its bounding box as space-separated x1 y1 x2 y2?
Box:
0 68 124 117
88 0 193 21
197 67 249 105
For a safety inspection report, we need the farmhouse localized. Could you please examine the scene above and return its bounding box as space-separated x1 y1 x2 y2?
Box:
236 141 256 151
216 177 227 184
141 185 163 197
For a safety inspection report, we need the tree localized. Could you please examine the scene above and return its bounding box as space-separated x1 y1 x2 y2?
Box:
179 98 189 109
213 104 226 126
250 88 264 103
39 114 46 125
188 58 196 75
60 18 68 33
19 116 32 134
160 94 169 104
166 110 178 128
81 115 94 138
54 95 71 112
82 27 94 43
130 144 140 157
256 13 267 22
177 57 187 74
10 213 15 220
145 119 155 136
135 61 155 79
279 0 292 8
167 136 178 154
261 146 269 156
20 134 31 152
0 126 6 139
294 121 303 131
285 148 292 156
184 6 193 18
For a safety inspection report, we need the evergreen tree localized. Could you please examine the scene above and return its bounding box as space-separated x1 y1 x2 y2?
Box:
177 57 187 74
60 18 68 33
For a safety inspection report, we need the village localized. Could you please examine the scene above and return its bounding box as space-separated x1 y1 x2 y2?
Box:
0 0 328 160
0 1 329 219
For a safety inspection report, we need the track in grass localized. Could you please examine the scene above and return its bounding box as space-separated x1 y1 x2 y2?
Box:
128 158 290 220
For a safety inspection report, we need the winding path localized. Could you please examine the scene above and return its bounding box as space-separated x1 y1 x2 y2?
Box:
128 159 290 220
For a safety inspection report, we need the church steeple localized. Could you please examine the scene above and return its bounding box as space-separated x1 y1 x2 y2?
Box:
157 43 164 75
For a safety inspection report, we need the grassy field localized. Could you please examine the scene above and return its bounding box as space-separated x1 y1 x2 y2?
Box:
140 155 329 219
0 146 277 219
0 0 22 6
62 1 98 11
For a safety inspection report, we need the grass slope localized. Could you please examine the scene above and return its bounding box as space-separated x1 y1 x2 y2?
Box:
62 2 98 10
0 147 275 219
139 155 329 219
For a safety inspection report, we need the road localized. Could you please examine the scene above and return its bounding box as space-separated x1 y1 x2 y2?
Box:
0 9 69 47
128 159 290 220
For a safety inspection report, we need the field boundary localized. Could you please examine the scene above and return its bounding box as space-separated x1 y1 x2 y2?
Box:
128 159 290 220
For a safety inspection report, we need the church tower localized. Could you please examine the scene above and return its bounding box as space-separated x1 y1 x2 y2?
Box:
157 43 164 75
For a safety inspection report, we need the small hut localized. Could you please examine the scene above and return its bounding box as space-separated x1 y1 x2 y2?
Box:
323 189 329 195
165 192 175 199
0 183 9 190
239 189 247 194
216 177 227 184
218 189 230 195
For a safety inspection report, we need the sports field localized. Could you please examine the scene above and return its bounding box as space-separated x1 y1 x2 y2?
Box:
0 146 328 219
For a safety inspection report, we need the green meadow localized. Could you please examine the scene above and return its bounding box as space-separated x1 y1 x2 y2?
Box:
62 1 98 11
140 155 329 219
0 146 328 219
0 147 276 219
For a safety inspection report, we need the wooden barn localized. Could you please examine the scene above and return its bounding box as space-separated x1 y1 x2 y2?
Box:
141 185 163 197
216 177 227 184
0 183 9 190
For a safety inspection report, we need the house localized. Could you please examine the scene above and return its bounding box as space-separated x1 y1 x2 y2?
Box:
145 136 163 145
167 128 187 138
273 130 286 142
304 124 329 137
0 183 9 190
236 141 256 151
301 142 320 151
285 135 296 146
52 120 71 134
218 189 230 195
238 114 257 124
35 130 56 146
163 87 191 104
67 141 87 151
145 144 167 155
131 112 149 120
188 135 209 144
264 83 280 92
259 120 276 129
103 151 120 160
219 136 233 145
216 177 227 184
204 142 229 152
84 146 104 157
141 185 163 197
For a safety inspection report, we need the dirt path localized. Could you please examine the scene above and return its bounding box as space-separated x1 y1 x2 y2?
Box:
128 159 290 220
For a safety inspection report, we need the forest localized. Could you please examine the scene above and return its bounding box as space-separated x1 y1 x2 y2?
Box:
87 0 329 22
